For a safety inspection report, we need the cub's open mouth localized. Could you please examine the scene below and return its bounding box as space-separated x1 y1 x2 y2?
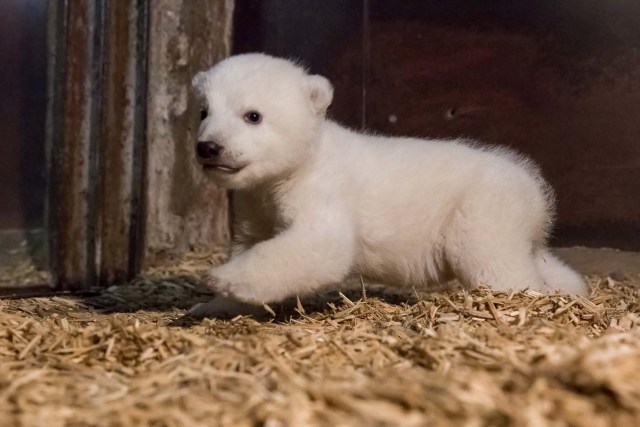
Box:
202 164 243 174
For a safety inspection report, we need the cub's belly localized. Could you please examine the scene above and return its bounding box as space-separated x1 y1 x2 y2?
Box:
352 233 450 287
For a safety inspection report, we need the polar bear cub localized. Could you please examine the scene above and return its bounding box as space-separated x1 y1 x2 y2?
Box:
191 53 587 305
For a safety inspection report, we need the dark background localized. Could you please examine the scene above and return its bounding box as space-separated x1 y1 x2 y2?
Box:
0 0 48 231
233 0 640 250
0 1 638 250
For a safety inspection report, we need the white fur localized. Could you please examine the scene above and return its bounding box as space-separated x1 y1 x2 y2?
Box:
192 53 587 305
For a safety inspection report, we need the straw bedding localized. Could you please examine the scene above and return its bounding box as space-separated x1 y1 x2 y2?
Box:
1 248 639 427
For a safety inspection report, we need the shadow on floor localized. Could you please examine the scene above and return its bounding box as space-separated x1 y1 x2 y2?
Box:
80 273 459 325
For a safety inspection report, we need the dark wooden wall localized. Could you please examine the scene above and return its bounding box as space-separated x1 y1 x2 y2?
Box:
0 0 47 231
234 0 640 250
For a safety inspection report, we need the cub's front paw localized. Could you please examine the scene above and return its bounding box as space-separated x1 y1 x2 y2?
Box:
201 267 264 305
201 268 233 296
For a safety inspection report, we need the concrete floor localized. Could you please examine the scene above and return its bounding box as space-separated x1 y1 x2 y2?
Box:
553 247 640 278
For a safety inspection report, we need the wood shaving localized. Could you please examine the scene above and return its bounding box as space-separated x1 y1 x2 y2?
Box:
0 248 639 426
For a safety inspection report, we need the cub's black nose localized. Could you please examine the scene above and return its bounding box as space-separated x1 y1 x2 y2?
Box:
196 141 222 159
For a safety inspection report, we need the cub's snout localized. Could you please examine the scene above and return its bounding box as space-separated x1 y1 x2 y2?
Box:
196 140 222 160
195 139 243 175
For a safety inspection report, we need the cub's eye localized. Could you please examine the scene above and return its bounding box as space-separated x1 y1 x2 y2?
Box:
244 111 262 124
200 109 208 121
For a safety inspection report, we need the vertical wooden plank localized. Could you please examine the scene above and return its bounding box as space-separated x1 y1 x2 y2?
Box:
48 0 103 290
44 0 63 280
143 0 234 266
129 0 150 278
97 0 144 284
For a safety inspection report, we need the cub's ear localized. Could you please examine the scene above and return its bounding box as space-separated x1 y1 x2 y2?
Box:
307 74 333 116
192 71 207 93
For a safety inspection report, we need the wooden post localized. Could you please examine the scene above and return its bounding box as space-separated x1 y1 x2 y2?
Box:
143 0 234 267
47 0 104 291
45 0 234 291
97 0 149 285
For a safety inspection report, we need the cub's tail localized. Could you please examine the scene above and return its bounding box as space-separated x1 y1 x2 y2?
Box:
535 249 588 296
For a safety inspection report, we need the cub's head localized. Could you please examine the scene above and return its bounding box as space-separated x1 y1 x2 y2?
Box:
192 53 333 189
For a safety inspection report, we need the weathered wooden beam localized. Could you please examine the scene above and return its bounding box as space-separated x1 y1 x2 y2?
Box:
96 0 148 285
45 0 233 290
143 0 234 266
47 0 104 291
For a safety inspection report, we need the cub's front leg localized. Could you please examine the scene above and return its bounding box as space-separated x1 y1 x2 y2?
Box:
204 213 356 304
